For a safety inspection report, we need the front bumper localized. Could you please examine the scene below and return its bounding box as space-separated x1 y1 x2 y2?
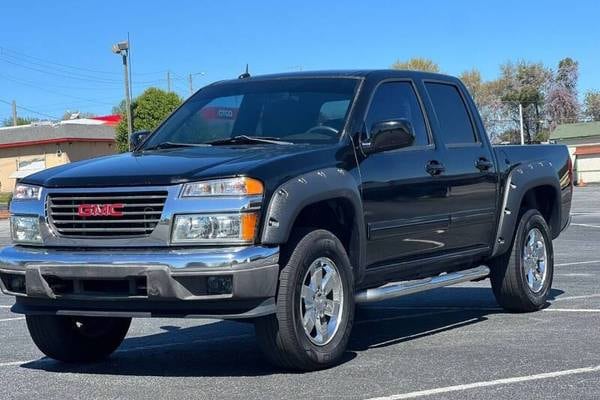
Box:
0 245 279 319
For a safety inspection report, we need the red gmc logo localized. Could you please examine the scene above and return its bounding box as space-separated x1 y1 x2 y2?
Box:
77 204 125 217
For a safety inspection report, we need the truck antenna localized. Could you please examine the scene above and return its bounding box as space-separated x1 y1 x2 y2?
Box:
238 64 251 79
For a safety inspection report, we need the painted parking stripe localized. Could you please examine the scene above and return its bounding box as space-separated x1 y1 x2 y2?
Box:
364 365 600 400
0 360 36 367
555 260 600 267
571 223 600 229
544 308 600 313
554 294 600 301
0 317 24 322
0 305 11 309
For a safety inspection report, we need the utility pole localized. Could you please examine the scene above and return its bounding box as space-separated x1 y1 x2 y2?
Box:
518 103 525 145
167 71 171 92
112 41 133 145
11 100 17 126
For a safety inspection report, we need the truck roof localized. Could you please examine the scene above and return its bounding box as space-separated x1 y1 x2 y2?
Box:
211 69 459 85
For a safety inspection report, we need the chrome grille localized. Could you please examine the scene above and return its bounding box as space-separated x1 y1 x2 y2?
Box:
47 191 167 237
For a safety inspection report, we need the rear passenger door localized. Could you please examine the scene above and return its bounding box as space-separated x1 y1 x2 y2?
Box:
423 81 498 252
359 80 450 268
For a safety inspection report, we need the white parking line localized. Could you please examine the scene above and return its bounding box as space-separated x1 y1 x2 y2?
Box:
364 365 600 400
544 308 600 313
554 294 600 301
0 360 36 367
0 305 11 309
571 223 600 229
555 260 600 267
0 317 24 322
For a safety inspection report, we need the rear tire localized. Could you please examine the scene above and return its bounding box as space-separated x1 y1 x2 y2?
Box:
255 229 354 371
490 209 554 312
26 315 131 362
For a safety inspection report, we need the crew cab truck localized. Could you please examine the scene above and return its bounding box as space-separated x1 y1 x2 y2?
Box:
0 70 572 371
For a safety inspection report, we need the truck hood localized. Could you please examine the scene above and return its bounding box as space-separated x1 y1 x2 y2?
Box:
22 144 335 188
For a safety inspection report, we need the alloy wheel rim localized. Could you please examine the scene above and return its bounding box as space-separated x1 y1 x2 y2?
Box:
522 227 548 293
299 257 344 346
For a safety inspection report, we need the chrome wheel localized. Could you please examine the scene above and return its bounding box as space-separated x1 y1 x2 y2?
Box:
522 227 548 293
299 257 344 346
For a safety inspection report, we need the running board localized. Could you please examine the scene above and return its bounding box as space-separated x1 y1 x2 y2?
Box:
355 265 490 304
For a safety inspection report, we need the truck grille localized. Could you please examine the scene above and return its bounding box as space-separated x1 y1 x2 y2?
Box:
47 191 167 237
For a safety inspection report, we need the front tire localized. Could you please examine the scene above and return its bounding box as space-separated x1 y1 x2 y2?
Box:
490 209 554 312
26 315 131 362
255 229 355 371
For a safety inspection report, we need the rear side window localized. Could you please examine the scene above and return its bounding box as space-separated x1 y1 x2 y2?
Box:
425 82 477 144
365 82 429 146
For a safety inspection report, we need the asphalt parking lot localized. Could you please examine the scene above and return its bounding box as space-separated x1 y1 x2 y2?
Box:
1 187 599 400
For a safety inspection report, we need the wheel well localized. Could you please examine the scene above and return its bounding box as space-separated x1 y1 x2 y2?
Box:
289 198 358 268
520 185 560 236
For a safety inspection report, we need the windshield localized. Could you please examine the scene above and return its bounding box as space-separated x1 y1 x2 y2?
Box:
142 78 360 148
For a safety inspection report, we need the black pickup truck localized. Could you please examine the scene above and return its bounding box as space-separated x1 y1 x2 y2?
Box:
0 70 572 370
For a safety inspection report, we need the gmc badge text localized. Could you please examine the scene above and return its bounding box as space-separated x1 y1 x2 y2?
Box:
0 70 572 370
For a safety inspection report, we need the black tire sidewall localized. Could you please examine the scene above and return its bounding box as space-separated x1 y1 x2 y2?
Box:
513 210 554 306
280 229 355 366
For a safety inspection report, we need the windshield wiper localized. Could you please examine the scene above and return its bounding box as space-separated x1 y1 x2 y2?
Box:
143 142 211 151
205 135 293 146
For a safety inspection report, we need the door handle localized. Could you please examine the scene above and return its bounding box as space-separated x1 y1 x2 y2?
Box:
426 160 445 176
475 157 493 171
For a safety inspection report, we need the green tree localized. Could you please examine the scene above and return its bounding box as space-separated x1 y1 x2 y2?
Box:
2 116 35 127
497 61 552 143
584 90 600 121
391 57 440 73
115 88 182 152
459 69 504 140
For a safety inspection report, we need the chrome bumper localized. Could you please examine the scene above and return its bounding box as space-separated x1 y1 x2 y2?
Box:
0 245 279 318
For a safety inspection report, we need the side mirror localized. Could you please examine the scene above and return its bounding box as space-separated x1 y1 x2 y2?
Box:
130 130 150 151
363 119 415 154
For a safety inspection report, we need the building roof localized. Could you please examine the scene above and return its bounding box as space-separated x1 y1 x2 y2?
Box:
0 118 117 149
550 121 600 141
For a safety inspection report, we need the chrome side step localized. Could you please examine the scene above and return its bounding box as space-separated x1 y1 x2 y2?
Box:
355 265 490 304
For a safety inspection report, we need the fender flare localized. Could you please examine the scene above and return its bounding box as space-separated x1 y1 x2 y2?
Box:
260 168 367 281
491 160 561 257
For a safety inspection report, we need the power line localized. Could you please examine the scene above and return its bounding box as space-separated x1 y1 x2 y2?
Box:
0 98 59 119
0 46 167 77
0 73 116 106
0 55 165 86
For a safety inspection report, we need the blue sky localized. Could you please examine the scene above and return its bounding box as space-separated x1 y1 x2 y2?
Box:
0 0 598 120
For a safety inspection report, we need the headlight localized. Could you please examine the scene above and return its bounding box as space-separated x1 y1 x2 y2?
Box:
11 216 42 244
181 177 263 197
13 184 41 200
172 213 258 244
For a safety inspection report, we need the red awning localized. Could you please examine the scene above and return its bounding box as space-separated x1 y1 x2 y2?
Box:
574 145 600 156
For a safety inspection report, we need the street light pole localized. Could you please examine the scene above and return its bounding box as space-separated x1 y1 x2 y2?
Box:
188 72 205 96
112 41 133 147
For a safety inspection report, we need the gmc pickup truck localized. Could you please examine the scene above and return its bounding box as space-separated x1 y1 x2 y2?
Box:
0 70 572 371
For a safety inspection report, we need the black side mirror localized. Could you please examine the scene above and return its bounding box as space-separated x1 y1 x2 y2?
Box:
363 119 415 154
130 131 150 151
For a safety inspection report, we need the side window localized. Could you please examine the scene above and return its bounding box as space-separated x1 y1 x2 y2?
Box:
425 82 477 144
365 82 429 146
